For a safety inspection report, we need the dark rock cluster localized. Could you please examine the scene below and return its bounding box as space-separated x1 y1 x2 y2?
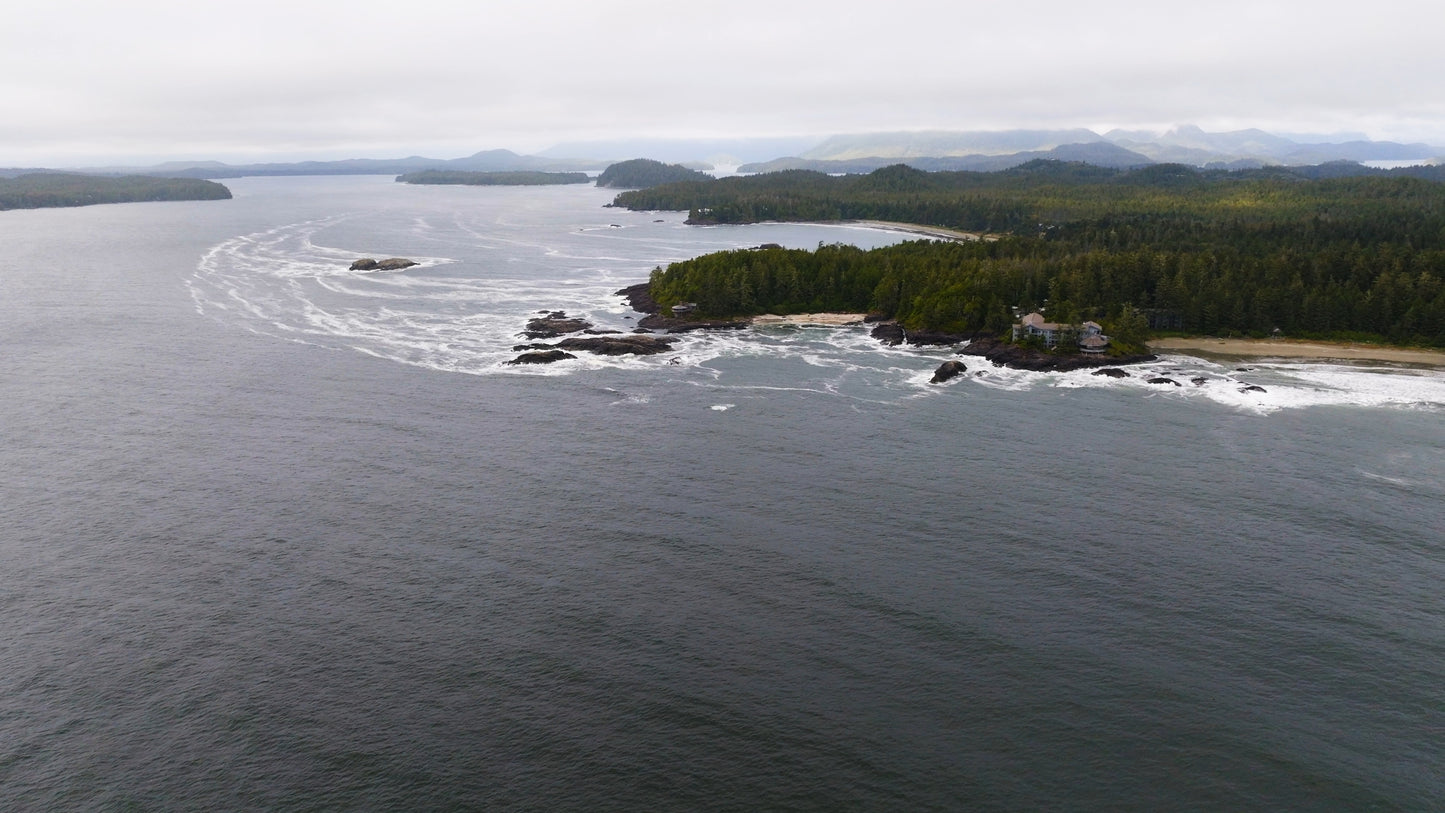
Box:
868 322 976 347
505 309 677 364
555 335 676 356
350 257 417 271
524 311 593 339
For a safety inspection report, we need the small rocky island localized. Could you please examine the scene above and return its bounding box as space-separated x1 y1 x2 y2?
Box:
350 257 418 271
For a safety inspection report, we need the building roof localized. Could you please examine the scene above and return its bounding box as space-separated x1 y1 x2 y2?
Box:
1019 312 1064 330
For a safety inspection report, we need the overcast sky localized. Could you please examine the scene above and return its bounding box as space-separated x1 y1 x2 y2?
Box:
5 0 1444 166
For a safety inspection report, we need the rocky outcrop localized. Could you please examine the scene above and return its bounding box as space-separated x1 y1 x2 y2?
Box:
1240 384 1268 393
1093 368 1131 378
871 322 905 346
615 282 659 314
930 360 968 383
868 321 976 347
350 257 418 271
506 350 576 365
960 335 1157 372
636 313 747 332
1147 377 1181 386
554 335 676 356
904 329 975 346
523 311 593 339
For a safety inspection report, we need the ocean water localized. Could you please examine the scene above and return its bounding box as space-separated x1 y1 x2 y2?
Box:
1 175 1442 810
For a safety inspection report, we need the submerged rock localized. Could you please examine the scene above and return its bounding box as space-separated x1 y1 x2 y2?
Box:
1240 384 1268 393
1147 377 1181 386
930 360 968 384
1191 376 1209 386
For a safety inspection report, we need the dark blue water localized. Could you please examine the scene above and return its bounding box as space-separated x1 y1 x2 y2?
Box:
2 177 1442 810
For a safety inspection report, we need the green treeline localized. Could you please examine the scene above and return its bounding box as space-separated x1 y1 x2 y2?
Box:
396 170 590 186
632 162 1445 346
615 161 1445 232
0 174 231 211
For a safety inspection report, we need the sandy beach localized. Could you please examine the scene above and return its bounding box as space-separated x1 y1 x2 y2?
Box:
1150 337 1445 367
751 313 869 326
848 220 993 242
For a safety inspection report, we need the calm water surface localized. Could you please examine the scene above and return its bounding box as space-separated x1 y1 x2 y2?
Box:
1 177 1442 810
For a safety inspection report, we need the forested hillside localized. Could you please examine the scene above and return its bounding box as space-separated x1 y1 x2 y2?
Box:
636 163 1445 345
0 174 231 210
596 159 711 189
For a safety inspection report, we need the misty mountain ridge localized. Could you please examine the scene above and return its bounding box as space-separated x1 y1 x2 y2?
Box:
4 125 1440 180
739 142 1153 174
800 129 1107 160
536 136 821 167
766 126 1441 174
51 149 609 180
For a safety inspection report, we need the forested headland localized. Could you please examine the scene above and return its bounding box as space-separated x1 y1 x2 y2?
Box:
0 174 232 211
396 170 590 186
596 159 712 189
629 162 1445 347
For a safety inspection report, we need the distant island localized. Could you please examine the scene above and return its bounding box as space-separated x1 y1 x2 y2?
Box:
0 174 231 211
595 159 712 189
396 170 590 186
621 161 1445 349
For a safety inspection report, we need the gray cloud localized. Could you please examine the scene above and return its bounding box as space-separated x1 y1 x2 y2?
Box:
4 0 1443 165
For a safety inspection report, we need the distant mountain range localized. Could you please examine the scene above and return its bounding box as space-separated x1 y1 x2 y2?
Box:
1 126 1440 181
759 125 1444 173
0 150 610 180
535 136 821 168
738 143 1155 174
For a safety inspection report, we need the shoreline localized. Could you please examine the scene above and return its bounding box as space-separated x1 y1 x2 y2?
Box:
1149 337 1445 367
751 312 869 326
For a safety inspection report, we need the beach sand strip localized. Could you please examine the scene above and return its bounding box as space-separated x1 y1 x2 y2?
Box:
1149 337 1445 367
